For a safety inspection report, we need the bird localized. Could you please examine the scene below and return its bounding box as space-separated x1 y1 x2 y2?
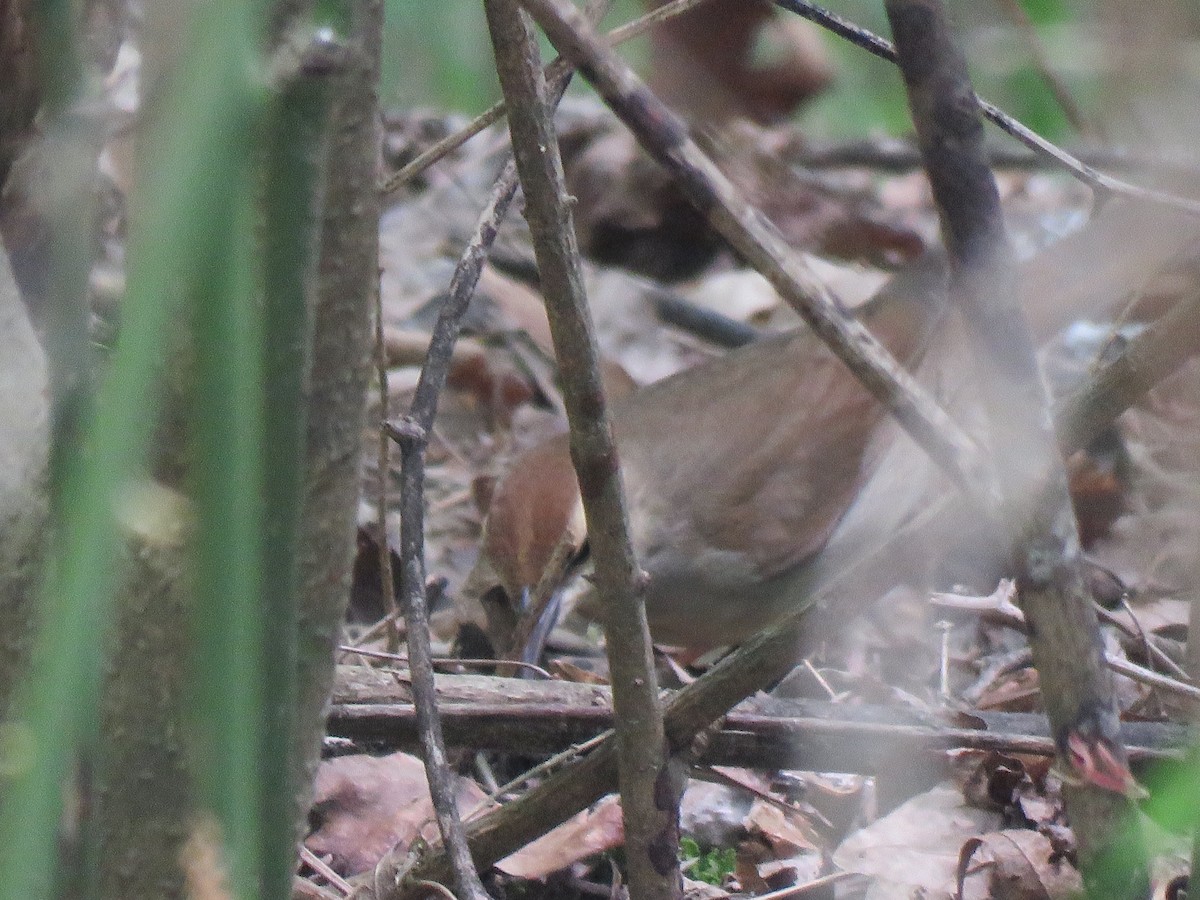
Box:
457 200 1200 658
457 258 954 654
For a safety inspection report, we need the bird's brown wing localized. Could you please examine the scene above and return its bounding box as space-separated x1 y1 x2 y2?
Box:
614 265 949 581
616 331 888 580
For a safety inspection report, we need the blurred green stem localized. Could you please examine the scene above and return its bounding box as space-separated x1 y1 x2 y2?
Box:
258 20 343 898
0 2 265 895
191 160 266 895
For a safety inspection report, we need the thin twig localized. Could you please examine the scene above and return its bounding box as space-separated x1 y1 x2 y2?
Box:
463 733 610 820
930 591 1199 701
1107 657 1200 704
1094 605 1190 682
372 3 613 896
376 270 401 653
335 645 554 679
381 116 527 900
296 875 350 900
485 4 680 900
795 138 1200 180
802 659 839 702
300 845 355 896
394 421 494 900
325 694 1186 770
688 764 829 833
1056 287 1200 454
339 610 402 653
1117 598 1159 680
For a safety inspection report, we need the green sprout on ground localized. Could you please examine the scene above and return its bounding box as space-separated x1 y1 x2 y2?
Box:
680 837 737 887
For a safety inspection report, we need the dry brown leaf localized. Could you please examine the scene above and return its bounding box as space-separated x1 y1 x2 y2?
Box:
833 782 1003 899
496 795 624 879
958 829 1083 900
384 327 537 427
733 836 774 894
744 799 821 856
1107 597 1190 637
548 658 610 685
305 752 489 877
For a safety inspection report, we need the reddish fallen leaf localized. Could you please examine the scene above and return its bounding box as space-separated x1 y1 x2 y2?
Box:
384 327 535 427
1063 730 1148 799
495 795 624 879
305 752 489 877
733 836 774 894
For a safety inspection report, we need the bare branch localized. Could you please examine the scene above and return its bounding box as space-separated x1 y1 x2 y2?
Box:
884 0 1147 893
484 4 680 899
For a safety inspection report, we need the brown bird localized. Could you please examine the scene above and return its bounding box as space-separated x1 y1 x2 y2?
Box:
459 259 953 654
457 201 1200 658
